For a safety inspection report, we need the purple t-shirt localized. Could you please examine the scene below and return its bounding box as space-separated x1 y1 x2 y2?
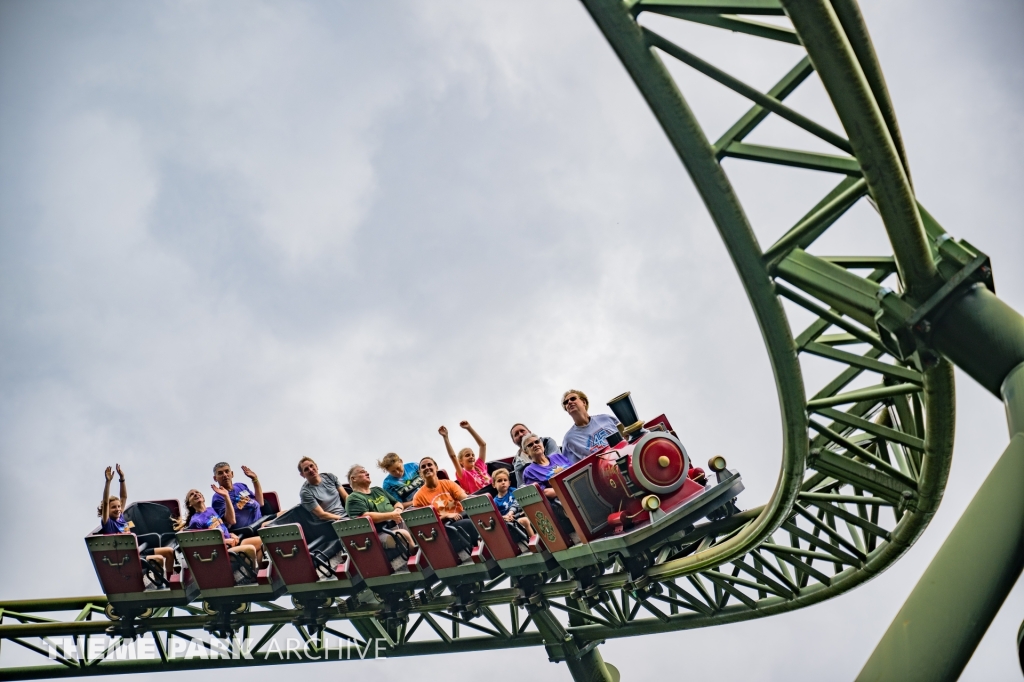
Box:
188 507 231 539
523 453 574 488
100 516 131 534
212 483 262 528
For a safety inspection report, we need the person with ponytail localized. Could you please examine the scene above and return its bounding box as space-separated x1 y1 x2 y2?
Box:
176 486 264 565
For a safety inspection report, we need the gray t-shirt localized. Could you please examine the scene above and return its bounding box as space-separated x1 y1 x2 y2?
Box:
300 472 348 518
562 414 621 462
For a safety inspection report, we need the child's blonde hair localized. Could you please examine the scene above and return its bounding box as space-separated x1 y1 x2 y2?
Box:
491 468 510 483
458 447 475 465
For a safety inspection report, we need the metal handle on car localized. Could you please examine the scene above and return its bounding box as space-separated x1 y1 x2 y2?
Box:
476 518 496 532
102 555 132 568
348 538 371 552
191 550 218 563
274 545 299 559
417 528 438 543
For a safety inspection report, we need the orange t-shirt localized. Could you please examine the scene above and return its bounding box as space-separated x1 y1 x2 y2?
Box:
412 479 465 515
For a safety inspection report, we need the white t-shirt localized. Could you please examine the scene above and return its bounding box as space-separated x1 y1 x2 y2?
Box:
562 414 620 462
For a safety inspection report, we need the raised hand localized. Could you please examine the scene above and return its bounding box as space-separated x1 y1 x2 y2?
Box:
459 420 471 430
438 425 449 438
115 464 124 479
104 466 114 482
241 465 257 480
211 484 230 498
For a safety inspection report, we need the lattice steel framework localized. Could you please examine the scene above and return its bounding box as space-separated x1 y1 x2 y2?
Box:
5 1 1014 680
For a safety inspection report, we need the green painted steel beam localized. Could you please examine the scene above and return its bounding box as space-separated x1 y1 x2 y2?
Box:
644 11 800 44
720 141 861 175
714 56 815 154
0 597 107 613
579 0 808 583
829 0 912 187
633 0 784 14
859 365 1024 681
642 28 850 152
778 0 938 299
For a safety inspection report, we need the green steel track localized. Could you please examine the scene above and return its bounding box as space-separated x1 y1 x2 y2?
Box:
4 1 1012 679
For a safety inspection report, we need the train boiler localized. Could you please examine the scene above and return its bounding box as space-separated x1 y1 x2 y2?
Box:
516 392 744 571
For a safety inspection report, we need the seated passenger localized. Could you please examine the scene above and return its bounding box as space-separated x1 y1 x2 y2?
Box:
345 465 415 550
377 452 424 503
97 465 175 577
412 457 479 551
178 486 264 565
491 468 535 537
439 421 490 494
298 457 349 522
522 434 574 499
560 389 621 463
510 423 560 487
211 462 265 533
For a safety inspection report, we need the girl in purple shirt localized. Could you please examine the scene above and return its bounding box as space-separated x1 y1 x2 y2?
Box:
96 465 175 577
176 486 264 565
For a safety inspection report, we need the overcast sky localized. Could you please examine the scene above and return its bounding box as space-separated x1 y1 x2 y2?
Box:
1 1 1023 680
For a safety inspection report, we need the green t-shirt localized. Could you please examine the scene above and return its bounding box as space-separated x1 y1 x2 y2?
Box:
345 486 398 517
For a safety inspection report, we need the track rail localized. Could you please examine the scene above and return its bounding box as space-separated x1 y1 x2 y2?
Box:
1 1 970 678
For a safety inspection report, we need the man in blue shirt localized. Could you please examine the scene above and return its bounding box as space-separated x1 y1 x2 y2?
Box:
212 462 264 531
560 389 621 462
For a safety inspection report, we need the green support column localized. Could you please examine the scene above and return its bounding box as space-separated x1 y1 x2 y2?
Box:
858 362 1024 681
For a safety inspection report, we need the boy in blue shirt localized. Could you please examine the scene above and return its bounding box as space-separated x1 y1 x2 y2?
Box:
377 453 424 503
491 468 534 537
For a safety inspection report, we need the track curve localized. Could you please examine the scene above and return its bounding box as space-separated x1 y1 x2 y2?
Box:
573 0 958 630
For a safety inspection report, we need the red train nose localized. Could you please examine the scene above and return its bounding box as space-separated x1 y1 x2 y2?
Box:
629 433 690 494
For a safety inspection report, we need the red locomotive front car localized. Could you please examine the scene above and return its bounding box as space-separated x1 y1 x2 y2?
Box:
546 392 742 546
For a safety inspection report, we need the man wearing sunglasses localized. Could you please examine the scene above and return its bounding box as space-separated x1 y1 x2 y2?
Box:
560 389 620 463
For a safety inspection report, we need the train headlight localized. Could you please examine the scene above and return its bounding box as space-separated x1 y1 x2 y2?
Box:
641 495 661 511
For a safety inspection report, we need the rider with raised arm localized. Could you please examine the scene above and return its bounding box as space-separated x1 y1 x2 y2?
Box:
211 462 264 533
178 485 264 565
97 465 175 577
439 421 490 494
412 457 479 550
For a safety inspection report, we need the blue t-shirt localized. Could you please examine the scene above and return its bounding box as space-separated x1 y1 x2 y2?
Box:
382 462 424 503
523 453 574 488
562 414 620 462
493 489 523 517
188 507 231 539
100 516 132 535
212 483 262 528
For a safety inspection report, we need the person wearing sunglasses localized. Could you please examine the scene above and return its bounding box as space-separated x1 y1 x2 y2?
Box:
560 389 620 463
521 434 574 498
509 423 559 486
